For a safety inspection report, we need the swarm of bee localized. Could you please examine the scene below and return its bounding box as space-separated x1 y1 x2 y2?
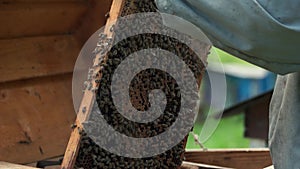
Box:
75 0 208 168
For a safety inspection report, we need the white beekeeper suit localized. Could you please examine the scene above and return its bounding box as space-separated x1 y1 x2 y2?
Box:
155 0 300 168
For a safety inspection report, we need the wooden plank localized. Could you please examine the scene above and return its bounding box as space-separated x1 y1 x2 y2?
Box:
0 2 88 39
61 0 124 168
181 161 233 169
0 35 81 83
185 149 273 169
0 0 86 3
245 93 271 140
0 73 76 164
221 90 273 118
27 156 63 169
74 0 113 45
0 162 39 169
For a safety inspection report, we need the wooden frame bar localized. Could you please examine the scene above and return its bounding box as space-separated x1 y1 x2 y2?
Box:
60 1 125 168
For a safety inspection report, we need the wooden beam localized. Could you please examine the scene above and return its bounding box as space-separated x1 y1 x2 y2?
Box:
0 2 88 39
0 73 76 164
181 161 232 169
184 149 273 169
0 162 38 169
245 99 269 140
0 35 81 83
61 0 124 168
221 90 273 118
0 0 86 3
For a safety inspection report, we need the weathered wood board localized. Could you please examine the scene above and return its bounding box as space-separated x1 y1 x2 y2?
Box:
185 149 272 169
0 74 76 164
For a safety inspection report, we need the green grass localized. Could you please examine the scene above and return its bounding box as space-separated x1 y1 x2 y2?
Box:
186 114 250 149
184 48 252 149
209 47 255 66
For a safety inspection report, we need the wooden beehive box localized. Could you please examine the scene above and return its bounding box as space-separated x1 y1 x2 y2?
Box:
0 0 113 164
0 1 275 169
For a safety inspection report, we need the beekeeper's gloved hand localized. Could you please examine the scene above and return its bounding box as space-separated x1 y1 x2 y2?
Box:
155 1 300 169
155 0 300 75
